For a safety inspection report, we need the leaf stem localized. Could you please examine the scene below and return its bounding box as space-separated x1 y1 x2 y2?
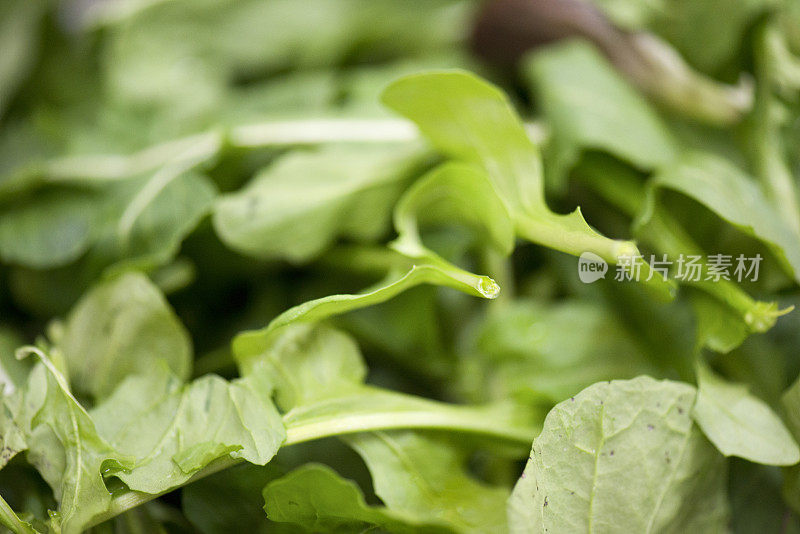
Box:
40 119 544 184
283 405 535 447
0 493 37 534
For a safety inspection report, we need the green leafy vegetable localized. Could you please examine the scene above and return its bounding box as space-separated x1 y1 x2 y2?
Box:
1 1 799 531
264 463 451 533
90 366 285 494
648 152 800 285
692 362 800 465
237 323 537 446
346 431 511 534
233 261 500 357
0 167 217 272
214 144 426 263
54 272 193 400
525 40 678 185
382 69 673 299
392 161 516 257
13 348 134 534
0 493 37 534
467 299 658 403
508 376 729 533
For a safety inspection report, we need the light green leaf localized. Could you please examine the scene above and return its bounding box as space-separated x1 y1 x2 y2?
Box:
650 151 800 284
382 70 545 215
213 144 426 263
14 348 134 534
689 292 750 354
524 40 678 183
90 366 285 494
56 272 192 400
235 324 365 409
471 300 658 403
580 154 786 342
508 376 728 534
233 261 499 358
0 493 37 534
0 189 100 268
263 463 452 533
102 170 217 272
0 396 25 469
382 70 671 296
648 0 776 73
345 431 510 534
238 324 538 447
692 362 799 465
0 168 216 271
393 161 515 256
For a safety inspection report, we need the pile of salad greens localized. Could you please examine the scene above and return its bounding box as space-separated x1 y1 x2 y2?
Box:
2 0 800 532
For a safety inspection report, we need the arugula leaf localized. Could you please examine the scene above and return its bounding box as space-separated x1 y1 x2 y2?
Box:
263 463 451 533
592 0 775 76
54 272 193 400
0 188 100 269
648 151 800 285
102 169 218 273
641 0 776 73
690 292 751 353
345 431 511 534
90 366 285 494
692 362 800 465
383 71 545 216
0 167 217 272
97 0 471 132
469 300 658 403
213 144 427 263
382 70 672 299
508 376 728 533
13 348 134 534
524 40 678 185
0 493 37 534
0 396 25 469
233 260 499 358
393 161 515 257
236 323 366 408
238 324 537 447
578 154 786 345
3 0 800 529
239 324 523 533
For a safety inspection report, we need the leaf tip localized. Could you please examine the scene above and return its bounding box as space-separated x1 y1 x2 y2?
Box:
478 276 501 299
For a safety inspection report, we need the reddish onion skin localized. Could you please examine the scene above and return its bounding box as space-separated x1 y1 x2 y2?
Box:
469 0 751 125
470 0 632 67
